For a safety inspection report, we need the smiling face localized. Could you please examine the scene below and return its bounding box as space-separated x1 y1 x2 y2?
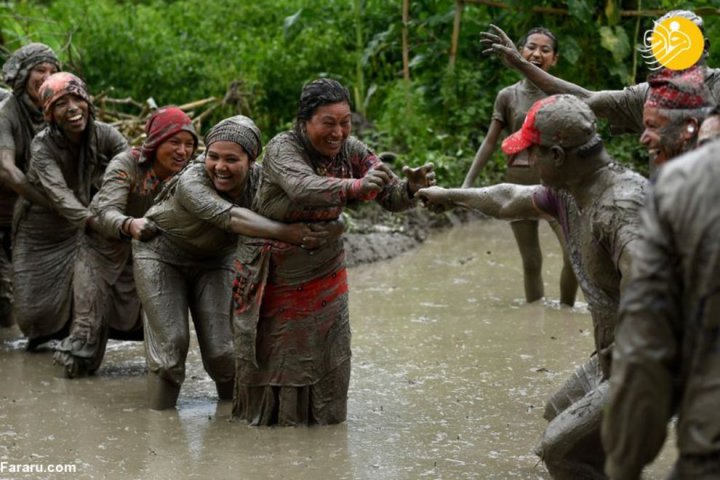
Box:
521 33 558 72
640 106 689 167
304 101 352 158
153 131 196 180
26 62 58 107
204 140 251 199
51 94 89 142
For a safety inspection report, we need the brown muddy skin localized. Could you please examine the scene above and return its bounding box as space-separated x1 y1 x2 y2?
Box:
0 219 676 479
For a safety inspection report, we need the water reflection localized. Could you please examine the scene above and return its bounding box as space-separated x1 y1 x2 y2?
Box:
0 220 673 479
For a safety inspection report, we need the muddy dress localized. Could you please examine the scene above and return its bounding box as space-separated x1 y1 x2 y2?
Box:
0 94 45 319
133 160 260 392
12 122 128 345
530 163 647 479
232 131 414 426
604 140 720 480
54 150 172 372
590 66 720 135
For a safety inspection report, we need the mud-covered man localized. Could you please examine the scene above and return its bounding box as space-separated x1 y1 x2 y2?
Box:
418 95 648 479
602 136 720 479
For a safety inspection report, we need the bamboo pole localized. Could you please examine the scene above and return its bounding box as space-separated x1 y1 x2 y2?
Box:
402 0 410 82
449 0 463 69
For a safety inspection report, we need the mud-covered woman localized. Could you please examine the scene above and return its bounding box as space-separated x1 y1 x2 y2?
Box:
13 72 128 350
232 78 435 426
462 27 577 306
133 115 335 410
53 107 198 377
0 44 60 327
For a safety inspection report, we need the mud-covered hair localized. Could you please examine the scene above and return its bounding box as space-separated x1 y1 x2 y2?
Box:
518 27 559 54
296 78 352 122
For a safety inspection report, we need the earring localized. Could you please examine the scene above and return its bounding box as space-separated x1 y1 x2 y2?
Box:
688 125 695 133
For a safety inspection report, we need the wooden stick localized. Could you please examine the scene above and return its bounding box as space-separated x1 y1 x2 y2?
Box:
449 0 464 69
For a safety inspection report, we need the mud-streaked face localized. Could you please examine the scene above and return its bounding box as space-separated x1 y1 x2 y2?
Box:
204 140 251 199
52 94 89 139
154 131 196 179
304 102 351 158
521 33 557 72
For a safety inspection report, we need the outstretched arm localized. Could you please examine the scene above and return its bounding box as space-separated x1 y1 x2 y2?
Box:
418 184 542 220
480 25 593 99
0 149 50 208
462 119 503 188
229 207 328 249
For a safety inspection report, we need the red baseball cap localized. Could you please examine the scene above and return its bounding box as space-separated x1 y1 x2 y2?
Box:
502 95 597 155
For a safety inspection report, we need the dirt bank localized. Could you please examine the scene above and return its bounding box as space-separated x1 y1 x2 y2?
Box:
343 203 483 267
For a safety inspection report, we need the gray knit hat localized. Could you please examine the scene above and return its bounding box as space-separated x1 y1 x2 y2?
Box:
204 115 262 161
3 43 60 95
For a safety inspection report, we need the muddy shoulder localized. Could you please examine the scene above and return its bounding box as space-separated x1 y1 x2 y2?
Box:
343 203 483 267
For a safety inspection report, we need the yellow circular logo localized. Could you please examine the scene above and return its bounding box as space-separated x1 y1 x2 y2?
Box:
650 17 704 70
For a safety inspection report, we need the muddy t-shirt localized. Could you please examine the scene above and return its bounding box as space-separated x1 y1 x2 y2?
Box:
144 159 261 259
590 66 720 135
0 95 45 226
532 164 648 366
492 79 546 167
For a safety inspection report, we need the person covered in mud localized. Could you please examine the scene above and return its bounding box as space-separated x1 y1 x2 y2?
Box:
602 138 720 480
13 72 128 351
53 107 198 378
231 78 435 426
462 26 577 306
0 43 60 327
418 95 647 480
133 115 336 410
479 10 719 138
639 65 711 170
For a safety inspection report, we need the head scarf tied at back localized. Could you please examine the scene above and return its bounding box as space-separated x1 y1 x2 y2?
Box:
645 65 711 110
2 43 60 96
38 72 92 123
136 106 198 162
204 115 262 161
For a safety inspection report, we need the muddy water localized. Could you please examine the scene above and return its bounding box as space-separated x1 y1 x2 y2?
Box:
0 219 674 479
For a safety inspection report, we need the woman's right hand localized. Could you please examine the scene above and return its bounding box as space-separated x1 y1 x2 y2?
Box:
128 218 159 241
359 167 390 197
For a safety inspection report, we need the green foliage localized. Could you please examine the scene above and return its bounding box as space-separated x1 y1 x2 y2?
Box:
1 0 717 185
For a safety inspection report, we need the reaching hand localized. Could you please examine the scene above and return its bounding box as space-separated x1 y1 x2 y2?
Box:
402 163 436 195
129 218 160 241
417 186 454 214
480 24 524 70
359 167 390 197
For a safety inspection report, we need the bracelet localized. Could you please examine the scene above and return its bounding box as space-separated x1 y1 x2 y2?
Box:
121 217 134 235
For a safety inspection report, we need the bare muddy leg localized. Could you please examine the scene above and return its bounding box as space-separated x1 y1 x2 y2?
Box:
549 220 578 307
536 380 609 480
510 219 544 302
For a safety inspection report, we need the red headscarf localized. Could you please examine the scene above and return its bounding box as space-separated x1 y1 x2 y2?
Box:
38 72 92 122
135 106 198 161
